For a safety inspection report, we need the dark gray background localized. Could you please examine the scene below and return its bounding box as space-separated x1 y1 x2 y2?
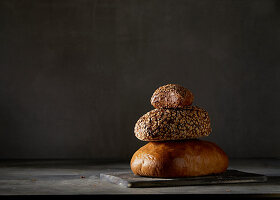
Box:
0 0 279 160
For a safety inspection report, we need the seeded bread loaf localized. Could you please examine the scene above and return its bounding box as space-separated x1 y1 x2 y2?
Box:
130 140 228 177
134 106 211 141
151 84 194 109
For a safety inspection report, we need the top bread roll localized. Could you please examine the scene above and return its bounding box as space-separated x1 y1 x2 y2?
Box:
151 84 194 109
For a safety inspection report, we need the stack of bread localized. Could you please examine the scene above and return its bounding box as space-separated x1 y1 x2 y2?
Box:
130 84 228 178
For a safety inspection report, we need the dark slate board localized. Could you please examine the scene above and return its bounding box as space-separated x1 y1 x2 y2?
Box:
100 170 267 188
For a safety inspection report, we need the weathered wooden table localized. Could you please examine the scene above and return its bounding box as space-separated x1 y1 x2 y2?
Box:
0 159 279 195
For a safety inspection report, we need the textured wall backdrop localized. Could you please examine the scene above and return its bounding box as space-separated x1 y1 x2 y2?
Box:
0 0 279 160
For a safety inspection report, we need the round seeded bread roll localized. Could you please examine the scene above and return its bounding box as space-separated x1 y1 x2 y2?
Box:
134 106 211 141
151 84 194 109
130 140 228 177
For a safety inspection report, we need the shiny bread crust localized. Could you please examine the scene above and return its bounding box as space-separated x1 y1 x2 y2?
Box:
130 140 228 177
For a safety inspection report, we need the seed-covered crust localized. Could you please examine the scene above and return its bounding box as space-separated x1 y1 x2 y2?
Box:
151 84 194 109
134 106 211 141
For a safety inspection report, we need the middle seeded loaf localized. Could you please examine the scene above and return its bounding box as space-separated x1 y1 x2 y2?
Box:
134 106 211 141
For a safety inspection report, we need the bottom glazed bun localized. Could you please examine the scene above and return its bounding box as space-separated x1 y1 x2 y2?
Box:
130 139 228 177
